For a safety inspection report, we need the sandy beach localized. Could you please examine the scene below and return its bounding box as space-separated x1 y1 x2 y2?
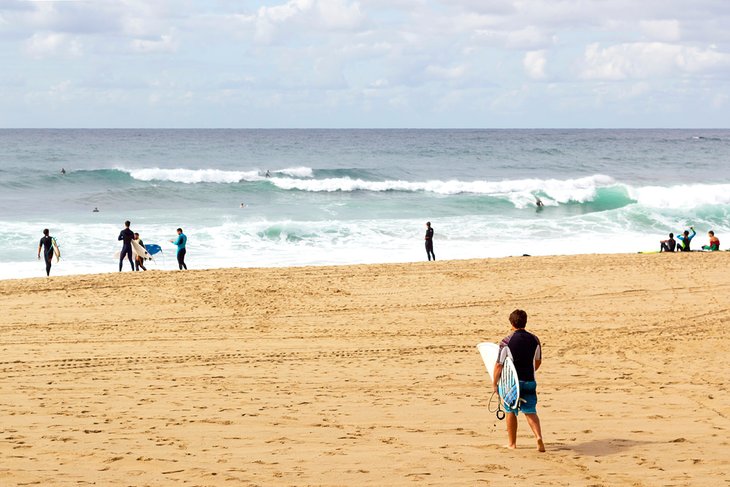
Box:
0 253 728 486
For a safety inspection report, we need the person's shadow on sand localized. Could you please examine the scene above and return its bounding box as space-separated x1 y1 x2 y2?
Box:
550 438 656 456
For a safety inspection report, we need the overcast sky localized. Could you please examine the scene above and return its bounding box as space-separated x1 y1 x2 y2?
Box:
1 0 729 128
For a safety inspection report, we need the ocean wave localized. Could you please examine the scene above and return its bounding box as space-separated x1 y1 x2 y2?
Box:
629 183 730 209
271 174 617 200
126 168 260 184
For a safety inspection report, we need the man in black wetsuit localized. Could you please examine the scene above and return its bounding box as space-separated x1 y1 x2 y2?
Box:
37 228 55 276
118 220 135 271
425 221 435 261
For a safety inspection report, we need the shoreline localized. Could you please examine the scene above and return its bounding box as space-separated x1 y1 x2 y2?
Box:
1 252 728 485
3 247 725 283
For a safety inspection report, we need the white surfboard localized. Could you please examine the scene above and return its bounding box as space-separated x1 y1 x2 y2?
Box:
477 342 500 382
131 239 152 260
477 341 521 410
52 238 61 261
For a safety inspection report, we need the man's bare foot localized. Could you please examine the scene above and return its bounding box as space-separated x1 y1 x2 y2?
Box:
537 439 545 452
506 444 517 449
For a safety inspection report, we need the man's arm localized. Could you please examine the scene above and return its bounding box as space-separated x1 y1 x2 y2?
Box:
118 231 124 241
534 358 542 372
492 362 503 393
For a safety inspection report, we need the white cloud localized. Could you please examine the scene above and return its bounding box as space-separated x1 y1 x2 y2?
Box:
24 32 82 58
425 64 466 80
524 50 547 79
130 32 179 53
580 42 730 80
639 20 681 42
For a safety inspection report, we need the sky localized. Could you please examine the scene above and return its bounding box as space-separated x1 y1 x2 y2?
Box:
1 0 729 128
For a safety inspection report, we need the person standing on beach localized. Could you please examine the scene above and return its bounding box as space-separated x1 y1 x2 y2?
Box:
37 228 56 276
677 227 696 252
425 222 435 261
133 232 147 271
171 228 188 270
118 220 135 271
493 309 545 452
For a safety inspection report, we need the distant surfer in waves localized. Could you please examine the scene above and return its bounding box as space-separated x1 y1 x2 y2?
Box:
425 222 435 261
265 170 271 178
493 309 545 452
93 207 99 213
535 196 544 208
60 168 66 175
171 228 188 270
118 220 135 272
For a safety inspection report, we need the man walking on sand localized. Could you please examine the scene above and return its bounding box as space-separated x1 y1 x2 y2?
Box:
493 309 545 452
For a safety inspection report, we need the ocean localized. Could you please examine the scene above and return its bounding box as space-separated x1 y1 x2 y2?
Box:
1 129 729 280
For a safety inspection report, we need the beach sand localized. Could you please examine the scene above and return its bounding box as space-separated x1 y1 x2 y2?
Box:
0 253 728 486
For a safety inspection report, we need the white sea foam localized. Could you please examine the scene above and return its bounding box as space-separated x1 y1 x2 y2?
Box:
270 174 616 200
123 166 315 183
274 166 313 178
126 167 261 184
629 183 730 209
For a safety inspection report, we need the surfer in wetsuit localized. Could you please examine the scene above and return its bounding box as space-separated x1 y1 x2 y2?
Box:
676 227 695 252
133 232 147 271
171 228 187 270
702 230 720 251
425 222 435 261
660 233 676 252
118 220 135 271
493 309 545 452
37 228 55 276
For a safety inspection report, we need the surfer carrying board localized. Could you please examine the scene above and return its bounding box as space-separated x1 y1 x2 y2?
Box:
133 233 147 271
118 220 135 272
493 309 545 452
37 228 58 276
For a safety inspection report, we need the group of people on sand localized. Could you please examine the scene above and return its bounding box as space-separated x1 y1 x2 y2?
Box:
37 222 189 277
117 221 188 272
659 227 721 252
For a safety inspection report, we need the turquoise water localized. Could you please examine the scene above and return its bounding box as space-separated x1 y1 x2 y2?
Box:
2 129 729 279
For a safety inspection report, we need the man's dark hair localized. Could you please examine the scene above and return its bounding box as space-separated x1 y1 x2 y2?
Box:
125 220 131 227
177 228 183 232
509 309 528 329
669 233 673 238
43 228 49 236
709 230 714 236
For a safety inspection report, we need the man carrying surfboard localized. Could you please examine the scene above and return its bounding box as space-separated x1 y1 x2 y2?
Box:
37 228 58 276
133 233 147 271
493 309 545 452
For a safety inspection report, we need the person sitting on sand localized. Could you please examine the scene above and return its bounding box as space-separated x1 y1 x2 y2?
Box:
493 309 545 452
702 230 720 251
676 227 695 252
660 233 676 252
